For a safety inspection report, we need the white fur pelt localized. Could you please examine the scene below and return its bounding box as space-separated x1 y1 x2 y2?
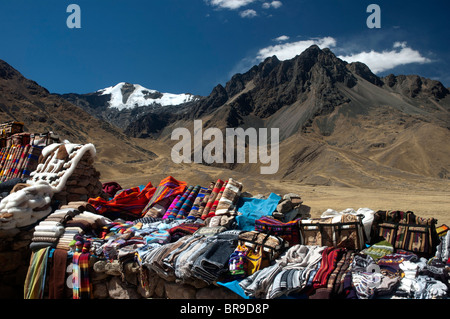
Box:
0 181 54 230
0 143 97 230
27 143 96 192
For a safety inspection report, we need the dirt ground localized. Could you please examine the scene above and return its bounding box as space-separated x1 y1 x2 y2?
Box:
94 136 450 228
97 160 450 227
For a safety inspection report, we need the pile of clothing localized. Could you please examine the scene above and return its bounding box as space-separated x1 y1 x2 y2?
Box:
17 175 450 300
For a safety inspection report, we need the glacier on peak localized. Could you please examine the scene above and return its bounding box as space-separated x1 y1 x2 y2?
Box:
97 82 198 111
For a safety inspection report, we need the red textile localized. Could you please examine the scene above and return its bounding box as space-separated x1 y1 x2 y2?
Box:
88 177 187 219
88 180 156 218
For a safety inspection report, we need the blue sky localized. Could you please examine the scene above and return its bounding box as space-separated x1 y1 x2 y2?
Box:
0 0 448 96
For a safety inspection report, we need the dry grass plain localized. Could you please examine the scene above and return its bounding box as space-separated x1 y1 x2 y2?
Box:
94 137 450 227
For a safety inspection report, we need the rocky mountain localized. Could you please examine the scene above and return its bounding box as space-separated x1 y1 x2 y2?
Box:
0 59 157 179
125 45 450 186
60 82 200 131
2 45 450 189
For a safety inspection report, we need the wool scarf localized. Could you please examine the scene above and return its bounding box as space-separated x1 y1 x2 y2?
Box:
48 249 68 299
72 244 92 299
24 247 51 299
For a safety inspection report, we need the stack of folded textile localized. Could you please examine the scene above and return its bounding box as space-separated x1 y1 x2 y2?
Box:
30 219 65 252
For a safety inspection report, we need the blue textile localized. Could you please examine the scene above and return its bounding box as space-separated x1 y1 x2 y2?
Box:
217 279 251 299
235 193 281 231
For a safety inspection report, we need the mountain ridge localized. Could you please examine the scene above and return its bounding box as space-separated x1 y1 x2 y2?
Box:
1 45 450 188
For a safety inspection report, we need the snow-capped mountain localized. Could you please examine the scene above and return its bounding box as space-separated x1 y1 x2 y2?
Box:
60 82 202 131
97 82 198 110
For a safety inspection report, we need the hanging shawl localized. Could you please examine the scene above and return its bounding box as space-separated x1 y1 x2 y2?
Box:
24 247 51 299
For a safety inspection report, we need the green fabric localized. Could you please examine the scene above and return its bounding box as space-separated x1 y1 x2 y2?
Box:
24 247 51 299
362 240 394 261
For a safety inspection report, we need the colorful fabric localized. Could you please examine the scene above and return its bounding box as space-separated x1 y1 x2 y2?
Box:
196 182 215 218
163 195 181 219
187 186 209 220
255 216 301 246
167 222 205 242
312 247 345 290
24 247 51 299
167 186 193 219
208 181 228 218
145 230 171 245
201 179 224 220
362 240 394 261
229 244 250 278
436 224 449 237
72 248 92 299
141 176 187 217
235 193 281 231
376 250 418 276
176 185 201 219
0 145 41 182
88 180 157 219
215 178 243 216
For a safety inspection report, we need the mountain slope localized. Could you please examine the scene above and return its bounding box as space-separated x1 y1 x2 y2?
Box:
129 45 450 186
0 59 157 178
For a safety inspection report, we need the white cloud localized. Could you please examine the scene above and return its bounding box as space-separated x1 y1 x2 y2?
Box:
256 37 337 61
274 35 290 42
253 37 431 74
206 0 257 10
393 41 407 49
240 9 258 18
262 1 283 9
338 42 431 73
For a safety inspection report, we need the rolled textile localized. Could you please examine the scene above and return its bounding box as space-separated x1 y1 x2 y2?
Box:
34 225 65 236
201 179 224 220
13 144 30 179
214 178 243 216
167 186 193 219
195 182 215 219
176 185 201 219
20 146 42 178
208 181 228 218
187 185 211 220
162 195 181 220
31 236 60 243
32 231 64 239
